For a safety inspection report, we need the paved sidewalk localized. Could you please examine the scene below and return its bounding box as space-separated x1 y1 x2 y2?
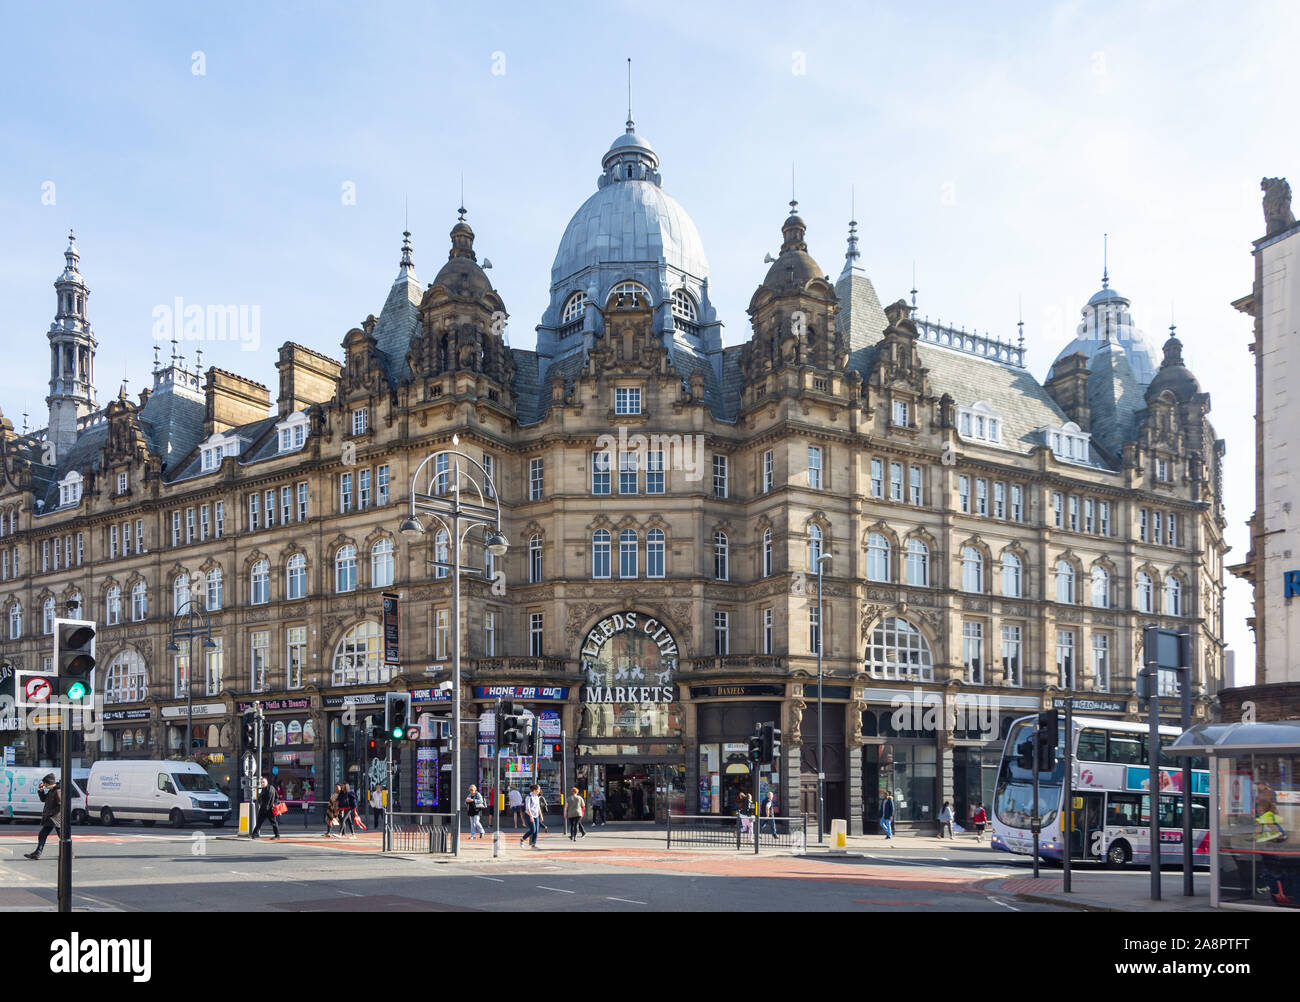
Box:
983 871 1214 911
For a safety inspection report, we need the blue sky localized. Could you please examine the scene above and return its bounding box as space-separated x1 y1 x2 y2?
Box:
2 0 1297 681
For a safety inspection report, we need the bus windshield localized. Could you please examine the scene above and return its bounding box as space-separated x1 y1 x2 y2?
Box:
993 720 1064 830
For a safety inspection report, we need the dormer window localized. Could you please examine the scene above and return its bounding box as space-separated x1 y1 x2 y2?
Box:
606 281 651 309
957 402 1003 445
614 387 642 416
116 472 128 495
351 408 369 437
276 412 309 454
58 472 83 508
892 399 910 428
199 432 240 473
1040 421 1091 465
561 292 587 325
671 289 699 333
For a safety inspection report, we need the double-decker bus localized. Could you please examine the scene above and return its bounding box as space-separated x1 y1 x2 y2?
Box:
990 713 1210 867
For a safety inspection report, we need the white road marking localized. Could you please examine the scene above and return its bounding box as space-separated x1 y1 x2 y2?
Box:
472 875 505 882
987 895 1020 911
606 896 647 905
336 889 362 897
537 885 574 893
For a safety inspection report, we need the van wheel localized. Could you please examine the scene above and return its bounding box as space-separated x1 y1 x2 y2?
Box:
71 810 87 826
1107 840 1132 868
170 809 184 829
100 807 115 827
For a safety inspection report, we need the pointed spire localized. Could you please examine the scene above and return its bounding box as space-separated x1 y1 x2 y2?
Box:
1017 296 1025 352
64 230 80 274
910 262 918 311
626 58 634 133
1101 233 1109 289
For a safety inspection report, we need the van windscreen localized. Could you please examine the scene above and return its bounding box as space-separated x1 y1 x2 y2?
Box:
174 773 218 792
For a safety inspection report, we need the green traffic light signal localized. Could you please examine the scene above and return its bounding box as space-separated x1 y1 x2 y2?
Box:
391 725 404 740
66 681 87 701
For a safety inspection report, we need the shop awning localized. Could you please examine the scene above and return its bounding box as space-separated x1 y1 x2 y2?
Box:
1168 719 1300 756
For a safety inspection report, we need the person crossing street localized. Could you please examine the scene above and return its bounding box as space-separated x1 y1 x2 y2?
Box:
23 774 62 860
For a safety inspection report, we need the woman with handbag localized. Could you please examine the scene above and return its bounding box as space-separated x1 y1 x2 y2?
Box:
250 776 282 840
339 783 358 839
321 783 343 838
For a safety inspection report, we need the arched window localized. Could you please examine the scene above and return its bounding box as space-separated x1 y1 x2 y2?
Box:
807 524 823 570
131 581 147 622
647 528 665 578
606 280 651 307
1091 566 1110 608
371 538 394 589
42 597 55 635
433 529 449 579
286 553 307 600
1056 560 1075 604
865 617 934 681
528 534 543 583
205 568 223 612
105 585 122 626
671 288 698 323
714 532 729 581
867 533 890 583
762 528 773 577
335 546 357 593
331 621 385 686
1001 552 1022 598
173 573 190 614
592 529 611 579
1137 572 1154 614
251 559 270 604
561 291 587 325
8 601 22 640
962 547 983 593
104 649 148 704
619 529 638 579
905 539 929 587
1164 576 1182 616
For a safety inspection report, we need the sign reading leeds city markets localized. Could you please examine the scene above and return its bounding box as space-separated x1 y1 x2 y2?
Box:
581 611 677 704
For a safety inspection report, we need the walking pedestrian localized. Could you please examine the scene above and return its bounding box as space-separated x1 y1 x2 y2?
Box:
507 786 524 829
465 784 487 839
938 800 954 840
23 774 61 860
880 791 895 840
519 784 542 848
760 790 777 837
737 791 753 836
971 801 988 843
370 787 384 830
591 786 606 826
338 783 358 838
565 787 586 841
322 783 343 838
250 776 282 840
538 789 550 834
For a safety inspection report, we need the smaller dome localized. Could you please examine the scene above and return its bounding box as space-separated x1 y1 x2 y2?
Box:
758 202 825 295
1144 331 1200 402
430 212 494 300
1087 285 1128 307
604 131 657 162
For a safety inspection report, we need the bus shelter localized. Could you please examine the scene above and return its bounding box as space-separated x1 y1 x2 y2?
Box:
1169 720 1300 910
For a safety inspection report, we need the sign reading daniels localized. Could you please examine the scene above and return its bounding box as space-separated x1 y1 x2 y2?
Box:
580 611 677 704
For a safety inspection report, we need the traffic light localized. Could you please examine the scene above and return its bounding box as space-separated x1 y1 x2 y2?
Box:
1035 710 1058 773
520 715 536 757
748 734 764 764
1016 739 1036 770
53 618 96 702
367 729 380 757
385 692 411 742
500 700 523 750
241 710 258 749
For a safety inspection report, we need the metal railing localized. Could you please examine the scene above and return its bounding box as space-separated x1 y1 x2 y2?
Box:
384 812 453 854
667 813 808 853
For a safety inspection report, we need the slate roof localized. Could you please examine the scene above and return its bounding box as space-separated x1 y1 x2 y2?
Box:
372 272 423 387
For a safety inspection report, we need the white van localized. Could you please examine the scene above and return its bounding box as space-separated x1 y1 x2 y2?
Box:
86 760 230 827
0 768 90 825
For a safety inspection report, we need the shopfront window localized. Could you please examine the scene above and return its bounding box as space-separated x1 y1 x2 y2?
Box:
578 612 682 741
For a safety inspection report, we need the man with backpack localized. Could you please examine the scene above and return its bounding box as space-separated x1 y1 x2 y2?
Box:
465 784 487 839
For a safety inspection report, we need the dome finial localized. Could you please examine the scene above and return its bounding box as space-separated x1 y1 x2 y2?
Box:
1102 232 1109 289
626 57 634 133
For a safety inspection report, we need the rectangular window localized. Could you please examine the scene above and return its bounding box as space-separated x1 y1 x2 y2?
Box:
205 637 223 697
1156 457 1169 482
618 451 638 494
264 490 276 528
359 468 371 510
1056 630 1076 689
762 450 774 493
993 482 1005 519
481 454 495 499
212 505 222 541
1139 508 1149 542
1153 510 1163 545
647 451 665 494
1053 492 1063 529
250 631 269 692
714 610 730 656
959 476 971 514
377 465 389 506
76 532 83 566
172 510 182 546
248 495 260 532
529 613 544 657
1011 485 1023 522
1068 495 1079 532
712 455 728 498
1167 514 1178 547
614 386 641 415
435 609 449 661
1001 625 1022 687
280 487 291 525
808 446 823 490
1092 634 1111 692
287 627 306 690
591 451 611 495
890 462 903 502
185 507 195 544
351 407 368 436
963 621 984 684
199 505 210 541
871 458 884 498
910 465 923 506
529 458 544 500
1099 501 1110 536
975 478 988 516
117 471 128 494
110 524 119 559
340 473 353 513
762 608 773 655
484 611 497 657
296 482 308 522
892 399 909 427
808 604 821 655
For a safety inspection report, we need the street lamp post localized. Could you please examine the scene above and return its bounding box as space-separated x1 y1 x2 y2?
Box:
166 603 217 766
815 551 831 843
400 436 508 858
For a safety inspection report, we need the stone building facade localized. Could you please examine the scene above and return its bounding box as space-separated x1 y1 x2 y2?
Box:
0 121 1228 831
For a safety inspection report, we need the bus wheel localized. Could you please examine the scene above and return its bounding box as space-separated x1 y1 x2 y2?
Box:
1106 841 1131 868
